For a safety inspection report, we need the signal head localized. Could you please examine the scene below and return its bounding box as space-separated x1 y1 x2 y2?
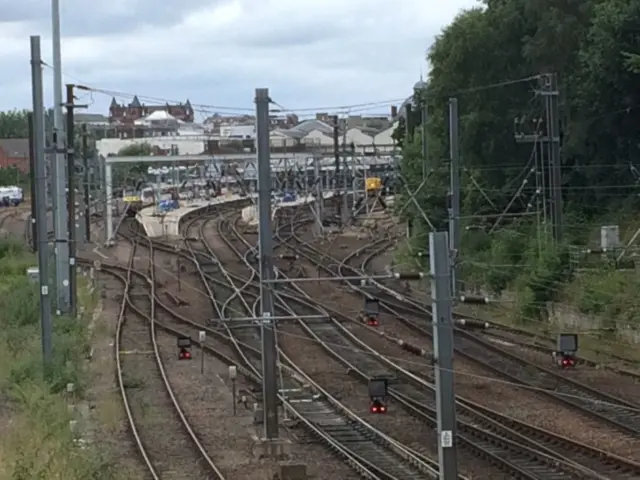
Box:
560 355 575 368
370 399 387 414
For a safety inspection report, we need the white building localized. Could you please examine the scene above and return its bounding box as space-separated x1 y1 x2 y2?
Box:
134 110 179 128
270 129 299 148
373 122 399 152
220 124 255 139
97 136 207 156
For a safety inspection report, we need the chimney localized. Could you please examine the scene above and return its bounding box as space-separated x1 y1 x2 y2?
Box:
390 105 398 118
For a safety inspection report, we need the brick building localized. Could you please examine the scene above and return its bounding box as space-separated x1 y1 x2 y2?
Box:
109 96 194 124
0 139 29 172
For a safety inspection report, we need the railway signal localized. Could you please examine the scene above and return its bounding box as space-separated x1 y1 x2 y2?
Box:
368 376 388 414
553 333 578 369
363 298 380 327
177 336 192 360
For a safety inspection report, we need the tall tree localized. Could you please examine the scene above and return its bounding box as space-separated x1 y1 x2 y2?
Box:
399 0 640 233
0 110 29 138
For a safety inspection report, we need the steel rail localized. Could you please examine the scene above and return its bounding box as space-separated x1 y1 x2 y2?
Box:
357 239 640 379
219 209 578 478
279 224 640 439
110 220 228 479
270 209 640 478
188 209 443 479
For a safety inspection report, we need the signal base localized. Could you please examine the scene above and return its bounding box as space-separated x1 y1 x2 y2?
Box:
251 437 292 460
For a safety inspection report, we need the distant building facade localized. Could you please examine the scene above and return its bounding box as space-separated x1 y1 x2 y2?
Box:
109 96 194 124
0 139 29 172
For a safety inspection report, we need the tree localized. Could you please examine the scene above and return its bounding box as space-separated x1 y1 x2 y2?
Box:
399 0 640 230
117 143 152 157
0 167 27 187
0 110 29 138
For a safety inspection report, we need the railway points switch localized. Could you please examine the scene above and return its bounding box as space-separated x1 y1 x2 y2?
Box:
177 336 192 360
553 333 578 368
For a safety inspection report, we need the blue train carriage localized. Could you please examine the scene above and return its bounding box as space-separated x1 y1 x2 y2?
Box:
0 186 23 207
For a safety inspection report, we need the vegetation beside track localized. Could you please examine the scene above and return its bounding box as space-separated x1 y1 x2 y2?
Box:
0 239 119 479
391 0 640 357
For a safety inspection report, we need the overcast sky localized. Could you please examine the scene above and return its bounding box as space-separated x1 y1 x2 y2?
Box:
0 0 476 119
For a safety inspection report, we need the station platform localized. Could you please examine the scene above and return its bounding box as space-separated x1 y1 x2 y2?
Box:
136 191 335 237
135 194 256 237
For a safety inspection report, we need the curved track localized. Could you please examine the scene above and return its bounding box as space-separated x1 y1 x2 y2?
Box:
183 210 444 480
273 211 640 479
88 222 227 479
69 202 640 479
191 208 600 479
325 235 640 437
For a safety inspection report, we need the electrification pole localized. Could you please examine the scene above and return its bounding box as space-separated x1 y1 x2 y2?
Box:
65 84 78 317
82 124 91 241
430 230 458 479
545 73 563 243
27 112 38 251
421 99 428 181
255 87 280 440
332 115 341 225
448 98 460 298
51 0 70 313
30 35 53 366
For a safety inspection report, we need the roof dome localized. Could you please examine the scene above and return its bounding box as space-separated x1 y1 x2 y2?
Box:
413 79 427 90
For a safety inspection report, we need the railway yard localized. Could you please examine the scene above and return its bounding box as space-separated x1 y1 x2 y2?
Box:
2 200 640 480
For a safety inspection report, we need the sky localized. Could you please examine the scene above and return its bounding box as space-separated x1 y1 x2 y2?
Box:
0 0 476 120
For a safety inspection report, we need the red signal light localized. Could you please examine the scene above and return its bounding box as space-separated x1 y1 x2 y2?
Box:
179 349 192 360
561 356 575 368
370 402 387 413
367 318 379 326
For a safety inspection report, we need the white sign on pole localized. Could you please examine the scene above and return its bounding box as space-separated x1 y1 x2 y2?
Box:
440 430 453 448
198 331 206 342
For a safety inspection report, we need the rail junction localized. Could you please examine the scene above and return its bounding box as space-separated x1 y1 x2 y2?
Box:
16 87 640 479
19 192 630 479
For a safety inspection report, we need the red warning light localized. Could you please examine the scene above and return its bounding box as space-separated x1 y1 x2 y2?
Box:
179 348 192 360
367 318 379 327
370 401 387 413
561 357 575 367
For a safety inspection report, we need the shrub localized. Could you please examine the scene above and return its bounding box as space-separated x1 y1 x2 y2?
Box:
0 240 119 479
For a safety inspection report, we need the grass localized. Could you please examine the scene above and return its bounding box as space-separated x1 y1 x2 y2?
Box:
459 301 640 365
0 239 123 480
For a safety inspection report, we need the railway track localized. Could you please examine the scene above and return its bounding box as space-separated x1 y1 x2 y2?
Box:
294 232 640 439
359 238 640 379
184 210 444 479
200 209 593 478
72 204 639 478
268 213 640 478
100 224 227 479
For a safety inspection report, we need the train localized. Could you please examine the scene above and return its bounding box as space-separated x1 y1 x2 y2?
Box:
123 186 155 216
0 186 24 207
365 177 382 192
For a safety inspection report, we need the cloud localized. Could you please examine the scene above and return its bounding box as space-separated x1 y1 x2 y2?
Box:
0 0 478 116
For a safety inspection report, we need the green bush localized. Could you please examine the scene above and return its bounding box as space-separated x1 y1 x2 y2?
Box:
0 240 118 479
567 269 640 330
514 238 571 323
